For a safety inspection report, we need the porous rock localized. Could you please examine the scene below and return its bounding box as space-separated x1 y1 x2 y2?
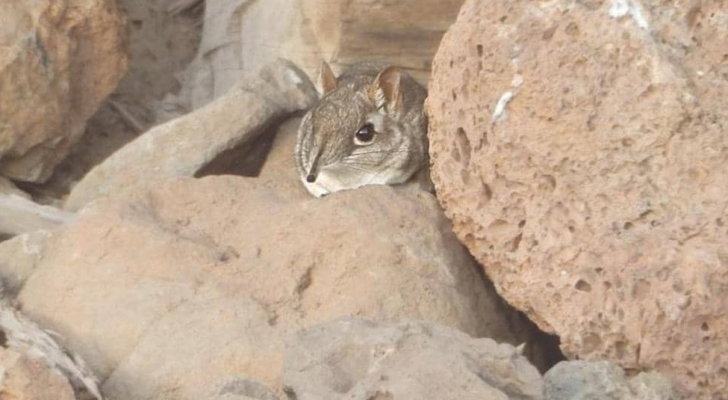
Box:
15 172 522 399
64 59 318 212
544 360 679 400
427 1 728 398
174 0 465 109
0 0 128 182
283 317 543 400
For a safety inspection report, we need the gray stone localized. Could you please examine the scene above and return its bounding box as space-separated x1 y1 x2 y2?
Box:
544 361 680 400
64 59 317 211
283 317 543 400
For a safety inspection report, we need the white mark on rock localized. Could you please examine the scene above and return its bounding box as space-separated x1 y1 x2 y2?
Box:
21 230 50 256
609 0 650 30
511 74 524 88
492 91 514 122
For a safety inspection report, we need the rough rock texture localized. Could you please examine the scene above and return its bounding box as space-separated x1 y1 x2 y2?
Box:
0 348 75 400
64 59 317 211
427 1 728 398
544 361 679 400
173 0 465 110
283 317 543 400
14 173 524 399
0 0 128 182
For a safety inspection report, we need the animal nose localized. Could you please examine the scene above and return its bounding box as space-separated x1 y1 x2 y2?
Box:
306 174 316 183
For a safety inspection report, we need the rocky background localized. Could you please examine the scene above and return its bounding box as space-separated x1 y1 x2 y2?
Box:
0 0 724 399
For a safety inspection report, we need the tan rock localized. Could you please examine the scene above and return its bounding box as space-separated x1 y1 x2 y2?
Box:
64 59 318 212
284 317 544 400
0 0 128 182
427 1 728 399
0 348 75 400
176 0 465 109
16 172 526 399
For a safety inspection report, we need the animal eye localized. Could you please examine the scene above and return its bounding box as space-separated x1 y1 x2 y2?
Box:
355 123 376 144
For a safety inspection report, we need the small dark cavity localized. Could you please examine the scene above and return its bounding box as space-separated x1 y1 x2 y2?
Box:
575 279 592 292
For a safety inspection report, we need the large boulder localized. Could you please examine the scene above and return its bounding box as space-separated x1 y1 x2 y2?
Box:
0 0 128 182
12 171 526 399
283 317 543 400
64 59 318 212
427 1 728 399
175 0 465 109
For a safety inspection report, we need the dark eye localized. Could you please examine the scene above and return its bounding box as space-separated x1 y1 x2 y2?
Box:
355 123 376 144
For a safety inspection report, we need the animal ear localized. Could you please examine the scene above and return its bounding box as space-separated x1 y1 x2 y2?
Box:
319 61 338 96
368 66 403 114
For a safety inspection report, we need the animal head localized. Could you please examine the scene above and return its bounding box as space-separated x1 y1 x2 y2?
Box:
295 62 427 197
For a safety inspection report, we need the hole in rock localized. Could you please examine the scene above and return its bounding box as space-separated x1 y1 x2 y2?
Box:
575 279 592 292
455 127 471 165
470 260 566 372
476 44 483 57
507 234 522 252
195 123 280 178
701 321 709 331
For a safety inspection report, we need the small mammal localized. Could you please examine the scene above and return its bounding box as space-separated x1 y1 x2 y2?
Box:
295 62 428 197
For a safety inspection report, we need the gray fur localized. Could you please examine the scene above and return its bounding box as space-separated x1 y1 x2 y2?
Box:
295 62 428 197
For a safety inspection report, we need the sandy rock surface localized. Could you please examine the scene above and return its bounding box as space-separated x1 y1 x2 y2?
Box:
427 1 728 398
284 317 543 400
0 0 127 183
64 59 317 211
14 168 524 399
173 0 465 109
